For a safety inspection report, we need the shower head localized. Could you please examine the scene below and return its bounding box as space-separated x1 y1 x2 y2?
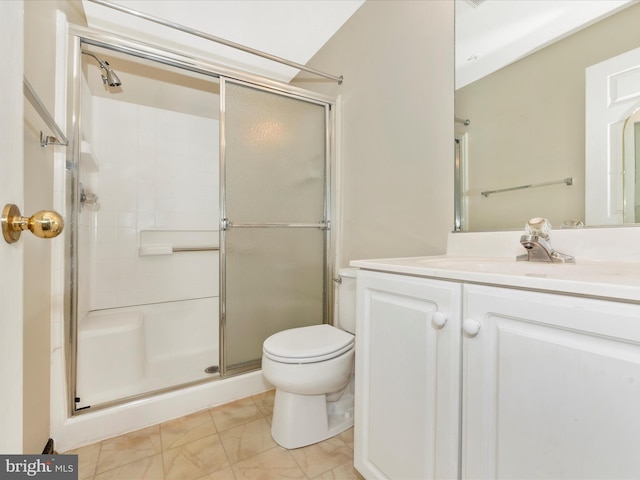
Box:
81 50 122 87
102 62 121 87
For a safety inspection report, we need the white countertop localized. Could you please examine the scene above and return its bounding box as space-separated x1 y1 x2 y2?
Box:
350 255 640 303
349 227 640 302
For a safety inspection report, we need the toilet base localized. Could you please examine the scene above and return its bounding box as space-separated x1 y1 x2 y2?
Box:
270 377 354 449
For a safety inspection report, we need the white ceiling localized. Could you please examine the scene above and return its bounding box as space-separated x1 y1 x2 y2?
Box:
81 0 364 84
82 1 636 90
455 0 635 89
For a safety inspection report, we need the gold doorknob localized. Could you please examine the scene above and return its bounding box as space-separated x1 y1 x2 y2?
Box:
2 204 64 244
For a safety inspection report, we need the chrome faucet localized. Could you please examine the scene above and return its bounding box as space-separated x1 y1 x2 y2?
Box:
516 218 575 263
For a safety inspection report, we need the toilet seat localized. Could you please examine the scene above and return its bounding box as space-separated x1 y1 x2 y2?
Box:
263 324 354 364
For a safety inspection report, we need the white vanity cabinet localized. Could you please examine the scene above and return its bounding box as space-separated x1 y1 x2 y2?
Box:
354 270 462 480
355 268 640 480
462 284 640 480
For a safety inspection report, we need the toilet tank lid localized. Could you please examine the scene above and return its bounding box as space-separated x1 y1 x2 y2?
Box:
337 267 358 278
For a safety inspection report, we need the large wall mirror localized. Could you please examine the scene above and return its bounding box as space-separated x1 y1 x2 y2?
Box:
454 0 640 232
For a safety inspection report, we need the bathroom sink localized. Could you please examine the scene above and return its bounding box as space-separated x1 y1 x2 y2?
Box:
414 256 634 280
416 257 565 275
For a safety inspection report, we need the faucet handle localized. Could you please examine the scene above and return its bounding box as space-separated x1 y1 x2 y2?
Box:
518 217 575 263
525 217 551 239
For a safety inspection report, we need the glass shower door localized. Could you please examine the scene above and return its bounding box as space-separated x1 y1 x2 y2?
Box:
220 79 330 374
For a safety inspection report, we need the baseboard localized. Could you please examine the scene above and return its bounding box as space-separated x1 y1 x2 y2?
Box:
42 438 55 455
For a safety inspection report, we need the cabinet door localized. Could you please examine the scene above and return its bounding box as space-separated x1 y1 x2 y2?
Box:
355 270 461 480
462 284 640 480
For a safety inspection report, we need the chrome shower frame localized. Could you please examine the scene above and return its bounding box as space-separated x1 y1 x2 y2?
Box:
65 24 338 416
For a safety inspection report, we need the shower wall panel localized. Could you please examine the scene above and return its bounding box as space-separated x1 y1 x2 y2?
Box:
75 92 221 408
89 97 219 310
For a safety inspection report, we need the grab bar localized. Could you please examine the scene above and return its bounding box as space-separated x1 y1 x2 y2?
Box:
481 177 573 197
172 246 219 252
23 76 69 147
139 245 219 256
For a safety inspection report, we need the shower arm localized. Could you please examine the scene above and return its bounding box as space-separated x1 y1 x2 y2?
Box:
82 50 108 71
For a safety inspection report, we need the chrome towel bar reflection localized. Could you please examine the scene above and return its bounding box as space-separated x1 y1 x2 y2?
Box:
481 177 573 197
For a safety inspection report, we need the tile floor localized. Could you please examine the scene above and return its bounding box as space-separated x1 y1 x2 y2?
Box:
64 390 363 480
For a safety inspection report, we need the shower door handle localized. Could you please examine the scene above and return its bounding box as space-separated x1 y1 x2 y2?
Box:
221 218 329 230
2 204 64 244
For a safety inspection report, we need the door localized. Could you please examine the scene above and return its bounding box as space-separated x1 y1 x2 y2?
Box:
355 270 461 480
0 0 24 453
220 79 330 374
462 284 640 479
585 46 640 225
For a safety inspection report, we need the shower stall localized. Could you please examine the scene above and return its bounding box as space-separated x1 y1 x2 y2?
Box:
65 29 336 414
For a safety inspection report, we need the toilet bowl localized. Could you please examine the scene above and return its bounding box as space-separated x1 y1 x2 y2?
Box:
261 267 357 449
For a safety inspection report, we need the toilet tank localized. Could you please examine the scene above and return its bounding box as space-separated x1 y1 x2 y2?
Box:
336 267 358 334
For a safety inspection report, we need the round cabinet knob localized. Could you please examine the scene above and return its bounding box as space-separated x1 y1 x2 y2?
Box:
432 311 448 329
463 318 481 337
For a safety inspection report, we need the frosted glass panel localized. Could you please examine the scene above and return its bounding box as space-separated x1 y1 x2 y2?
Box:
225 228 325 368
222 80 329 372
225 82 326 223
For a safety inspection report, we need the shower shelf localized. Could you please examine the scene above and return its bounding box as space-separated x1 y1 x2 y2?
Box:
138 229 220 256
80 140 99 172
139 245 219 256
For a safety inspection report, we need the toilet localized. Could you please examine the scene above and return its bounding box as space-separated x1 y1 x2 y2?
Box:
261 267 357 449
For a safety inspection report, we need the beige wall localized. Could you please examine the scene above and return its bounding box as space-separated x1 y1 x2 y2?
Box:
456 3 640 231
294 0 455 265
23 0 85 453
20 0 455 450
